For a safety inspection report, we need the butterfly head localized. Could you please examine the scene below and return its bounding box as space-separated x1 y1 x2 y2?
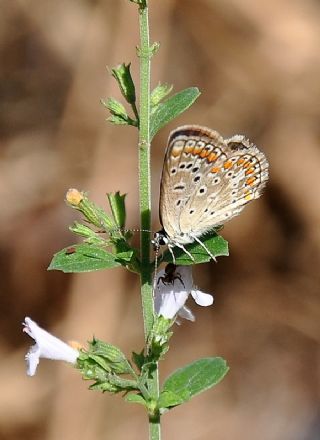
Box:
152 229 168 252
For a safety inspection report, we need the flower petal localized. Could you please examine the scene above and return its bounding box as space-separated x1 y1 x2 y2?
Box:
155 286 189 320
190 289 214 306
23 317 79 376
177 305 195 322
155 268 190 319
155 265 214 321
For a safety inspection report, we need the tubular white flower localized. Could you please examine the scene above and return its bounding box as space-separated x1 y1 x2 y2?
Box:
155 265 214 321
23 317 79 376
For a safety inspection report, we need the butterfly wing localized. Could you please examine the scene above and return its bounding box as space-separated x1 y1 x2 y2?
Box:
159 125 225 241
160 125 269 242
180 133 269 236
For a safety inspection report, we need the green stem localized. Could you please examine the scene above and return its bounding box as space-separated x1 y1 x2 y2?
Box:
138 3 161 440
131 101 140 124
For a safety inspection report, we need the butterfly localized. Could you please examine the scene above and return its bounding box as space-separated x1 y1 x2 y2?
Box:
153 125 269 262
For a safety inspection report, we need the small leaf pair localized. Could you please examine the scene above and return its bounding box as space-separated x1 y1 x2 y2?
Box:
105 60 201 141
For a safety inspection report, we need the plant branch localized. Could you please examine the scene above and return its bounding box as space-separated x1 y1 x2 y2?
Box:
138 2 161 439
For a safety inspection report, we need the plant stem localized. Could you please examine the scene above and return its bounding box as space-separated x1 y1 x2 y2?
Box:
131 101 140 124
138 2 161 440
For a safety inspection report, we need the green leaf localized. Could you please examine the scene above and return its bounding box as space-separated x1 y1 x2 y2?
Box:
132 350 145 371
107 192 126 229
150 83 173 108
77 357 110 381
115 250 134 263
162 233 229 265
89 381 120 393
89 375 137 393
111 63 136 105
48 244 121 273
157 390 184 410
86 353 112 373
106 375 137 390
88 339 133 374
158 357 229 410
69 222 98 239
107 114 130 125
101 97 127 118
125 393 148 407
150 87 200 140
147 315 173 361
69 222 107 245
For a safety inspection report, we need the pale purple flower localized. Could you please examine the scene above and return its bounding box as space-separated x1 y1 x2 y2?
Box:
23 317 79 376
155 265 214 321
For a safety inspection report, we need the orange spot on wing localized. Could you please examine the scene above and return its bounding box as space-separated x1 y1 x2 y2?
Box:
184 145 194 154
246 177 256 186
211 166 220 173
242 161 250 168
245 191 253 200
237 158 245 166
245 167 254 175
171 147 182 157
193 146 203 155
223 160 233 169
200 149 210 158
208 152 217 162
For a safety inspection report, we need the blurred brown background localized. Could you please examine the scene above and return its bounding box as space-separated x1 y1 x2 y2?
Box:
1 0 319 439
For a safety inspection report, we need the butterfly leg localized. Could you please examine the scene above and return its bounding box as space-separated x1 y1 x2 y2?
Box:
172 242 195 263
167 244 176 265
190 234 216 262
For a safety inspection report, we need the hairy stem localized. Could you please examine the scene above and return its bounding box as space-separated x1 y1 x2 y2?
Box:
138 2 161 440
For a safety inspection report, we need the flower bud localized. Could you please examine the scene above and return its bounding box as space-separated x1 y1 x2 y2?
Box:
66 188 84 207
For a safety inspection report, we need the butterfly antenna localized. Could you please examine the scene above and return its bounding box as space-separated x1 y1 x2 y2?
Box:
116 228 154 234
152 242 160 297
190 234 216 262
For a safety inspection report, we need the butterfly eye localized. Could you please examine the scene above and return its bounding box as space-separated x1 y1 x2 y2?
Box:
153 232 168 246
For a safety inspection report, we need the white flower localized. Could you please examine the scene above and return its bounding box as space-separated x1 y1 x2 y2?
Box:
23 317 79 376
155 265 214 321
